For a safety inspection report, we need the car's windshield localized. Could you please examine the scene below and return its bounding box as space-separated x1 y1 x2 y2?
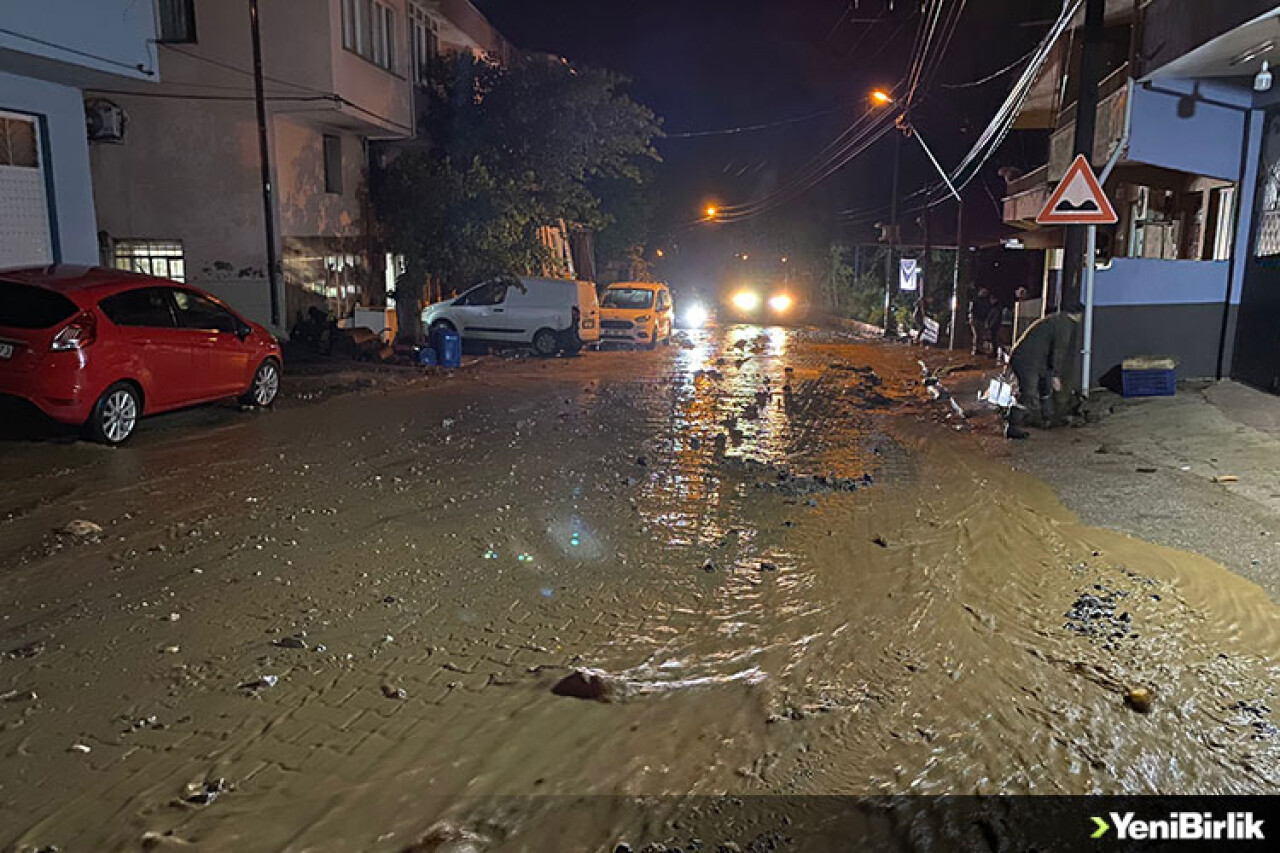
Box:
601 288 654 309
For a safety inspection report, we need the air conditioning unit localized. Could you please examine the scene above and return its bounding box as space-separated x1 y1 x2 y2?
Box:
85 99 127 143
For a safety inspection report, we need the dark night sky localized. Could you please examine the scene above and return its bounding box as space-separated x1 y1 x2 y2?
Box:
474 0 1057 289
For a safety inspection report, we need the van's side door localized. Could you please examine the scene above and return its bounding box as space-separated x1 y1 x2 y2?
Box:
452 280 515 342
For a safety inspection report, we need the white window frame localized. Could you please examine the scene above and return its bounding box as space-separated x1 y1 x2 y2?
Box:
112 240 186 282
342 0 396 71
410 3 438 83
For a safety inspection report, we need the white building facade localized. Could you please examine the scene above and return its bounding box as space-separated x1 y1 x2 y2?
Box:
0 0 158 268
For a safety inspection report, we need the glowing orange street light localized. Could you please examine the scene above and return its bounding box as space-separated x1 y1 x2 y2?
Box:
705 205 718 219
655 248 665 258
870 89 894 107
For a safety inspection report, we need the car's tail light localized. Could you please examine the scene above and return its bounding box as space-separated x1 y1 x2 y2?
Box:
51 311 97 351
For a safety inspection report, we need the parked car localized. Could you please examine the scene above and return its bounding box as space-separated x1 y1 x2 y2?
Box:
0 266 282 444
421 275 600 356
599 281 674 348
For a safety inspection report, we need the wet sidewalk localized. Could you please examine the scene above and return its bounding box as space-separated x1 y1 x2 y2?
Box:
983 380 1280 600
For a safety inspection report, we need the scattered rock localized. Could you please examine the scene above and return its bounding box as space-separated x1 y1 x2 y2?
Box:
551 668 620 703
239 675 279 691
1125 687 1153 714
406 821 488 853
68 743 92 754
181 778 227 806
61 519 103 537
1212 474 1239 483
272 635 308 650
701 558 717 572
759 561 777 572
0 689 37 703
635 455 648 467
162 612 181 622
6 640 44 659
872 536 888 548
382 684 407 700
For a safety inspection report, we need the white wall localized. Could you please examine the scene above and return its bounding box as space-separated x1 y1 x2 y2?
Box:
0 0 157 83
0 70 100 265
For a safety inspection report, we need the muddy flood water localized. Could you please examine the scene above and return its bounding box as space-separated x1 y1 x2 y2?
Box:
1 327 1277 851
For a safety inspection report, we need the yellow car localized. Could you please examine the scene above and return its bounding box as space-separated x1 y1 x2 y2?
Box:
599 282 674 349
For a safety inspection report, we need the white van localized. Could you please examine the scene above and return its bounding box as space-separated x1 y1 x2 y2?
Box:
422 276 600 356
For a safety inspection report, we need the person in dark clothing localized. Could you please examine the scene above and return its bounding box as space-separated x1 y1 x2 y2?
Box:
984 292 1004 358
1007 311 1080 436
967 286 990 355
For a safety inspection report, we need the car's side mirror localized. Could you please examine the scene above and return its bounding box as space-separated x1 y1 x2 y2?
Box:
236 322 252 340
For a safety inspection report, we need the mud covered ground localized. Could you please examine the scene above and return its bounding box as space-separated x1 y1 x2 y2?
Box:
1 327 1277 851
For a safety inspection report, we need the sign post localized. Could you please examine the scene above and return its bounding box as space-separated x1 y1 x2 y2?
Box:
1036 154 1117 397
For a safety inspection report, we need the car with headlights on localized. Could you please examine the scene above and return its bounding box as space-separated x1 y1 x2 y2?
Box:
722 286 806 325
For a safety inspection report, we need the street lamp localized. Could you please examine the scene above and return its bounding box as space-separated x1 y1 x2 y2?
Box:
704 205 718 220
868 89 965 348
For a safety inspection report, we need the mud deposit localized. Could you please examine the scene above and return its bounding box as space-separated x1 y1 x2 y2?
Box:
0 327 1277 851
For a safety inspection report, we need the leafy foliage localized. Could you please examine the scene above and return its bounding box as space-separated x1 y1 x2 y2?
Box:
373 54 662 341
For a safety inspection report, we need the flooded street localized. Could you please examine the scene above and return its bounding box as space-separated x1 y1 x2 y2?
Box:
1 327 1278 851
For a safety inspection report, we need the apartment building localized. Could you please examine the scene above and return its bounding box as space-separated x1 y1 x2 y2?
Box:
1002 0 1280 390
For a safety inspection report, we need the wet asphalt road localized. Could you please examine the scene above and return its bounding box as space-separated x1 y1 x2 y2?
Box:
1 326 1278 851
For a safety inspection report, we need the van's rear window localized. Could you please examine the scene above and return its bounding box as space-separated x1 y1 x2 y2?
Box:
0 281 79 329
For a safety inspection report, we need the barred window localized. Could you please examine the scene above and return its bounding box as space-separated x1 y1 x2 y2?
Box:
113 240 186 282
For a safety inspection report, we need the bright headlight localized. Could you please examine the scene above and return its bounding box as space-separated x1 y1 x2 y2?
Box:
732 291 761 311
684 305 709 327
768 294 793 313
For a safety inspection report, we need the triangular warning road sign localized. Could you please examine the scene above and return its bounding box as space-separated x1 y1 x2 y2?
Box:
1036 154 1118 225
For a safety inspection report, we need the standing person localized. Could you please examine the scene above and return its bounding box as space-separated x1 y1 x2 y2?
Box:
912 297 926 344
967 286 991 355
984 291 1004 360
1006 311 1081 437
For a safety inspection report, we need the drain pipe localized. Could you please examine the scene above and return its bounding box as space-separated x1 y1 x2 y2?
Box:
1081 77 1134 395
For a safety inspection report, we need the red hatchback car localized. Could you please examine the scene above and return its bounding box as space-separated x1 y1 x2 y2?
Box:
0 266 282 444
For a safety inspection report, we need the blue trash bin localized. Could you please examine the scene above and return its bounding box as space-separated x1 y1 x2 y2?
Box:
432 327 462 368
416 346 438 367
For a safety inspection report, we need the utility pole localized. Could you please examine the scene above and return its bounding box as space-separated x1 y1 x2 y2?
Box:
250 0 281 328
1059 0 1106 313
882 130 901 334
948 192 963 349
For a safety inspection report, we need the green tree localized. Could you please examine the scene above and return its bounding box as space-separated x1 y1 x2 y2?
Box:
374 55 662 341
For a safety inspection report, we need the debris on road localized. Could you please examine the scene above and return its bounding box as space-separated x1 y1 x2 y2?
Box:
181 778 228 806
382 684 407 700
239 675 279 692
6 640 45 659
68 743 92 754
551 668 623 703
1125 687 1154 713
60 519 103 537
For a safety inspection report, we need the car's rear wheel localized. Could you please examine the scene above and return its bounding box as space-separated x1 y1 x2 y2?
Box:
241 358 281 408
86 381 141 445
532 328 559 357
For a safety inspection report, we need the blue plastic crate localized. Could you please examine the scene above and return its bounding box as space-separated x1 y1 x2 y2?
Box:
1122 367 1176 397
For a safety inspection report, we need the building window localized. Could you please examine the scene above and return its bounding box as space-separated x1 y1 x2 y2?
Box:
323 134 343 195
113 240 185 282
410 3 438 83
342 0 396 71
0 115 39 168
157 0 198 44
